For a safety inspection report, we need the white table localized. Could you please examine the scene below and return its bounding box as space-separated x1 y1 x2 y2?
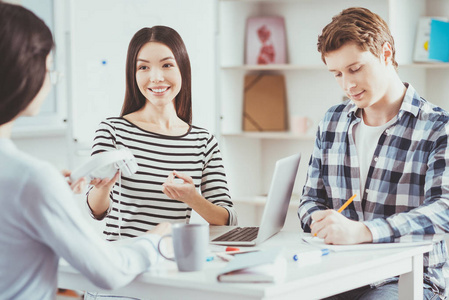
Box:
58 227 433 300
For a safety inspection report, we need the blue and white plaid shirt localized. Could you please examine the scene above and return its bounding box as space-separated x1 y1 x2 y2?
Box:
298 83 449 296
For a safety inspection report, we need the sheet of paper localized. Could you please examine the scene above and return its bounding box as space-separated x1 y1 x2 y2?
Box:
302 236 436 252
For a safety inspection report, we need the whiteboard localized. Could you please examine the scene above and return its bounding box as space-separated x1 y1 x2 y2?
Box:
70 0 217 145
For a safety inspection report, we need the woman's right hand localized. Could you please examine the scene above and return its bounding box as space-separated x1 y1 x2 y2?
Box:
90 170 120 190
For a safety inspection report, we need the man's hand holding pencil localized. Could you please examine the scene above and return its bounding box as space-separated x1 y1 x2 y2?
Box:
310 194 373 245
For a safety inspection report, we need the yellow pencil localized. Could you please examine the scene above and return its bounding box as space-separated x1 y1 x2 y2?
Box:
337 194 357 213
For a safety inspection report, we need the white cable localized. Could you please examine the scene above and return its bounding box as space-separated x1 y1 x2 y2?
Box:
118 168 122 240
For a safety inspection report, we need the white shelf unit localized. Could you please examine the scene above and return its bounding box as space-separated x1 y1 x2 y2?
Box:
217 0 449 227
221 64 326 71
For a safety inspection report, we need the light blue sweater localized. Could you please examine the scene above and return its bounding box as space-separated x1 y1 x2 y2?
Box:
0 139 161 299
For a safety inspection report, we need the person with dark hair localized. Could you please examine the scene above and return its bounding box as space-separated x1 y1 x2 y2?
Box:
85 26 237 238
0 3 171 299
298 7 449 299
83 25 236 300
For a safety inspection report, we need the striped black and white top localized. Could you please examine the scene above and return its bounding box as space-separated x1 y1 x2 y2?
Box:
87 117 237 240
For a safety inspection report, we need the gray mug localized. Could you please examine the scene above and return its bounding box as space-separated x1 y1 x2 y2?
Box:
158 223 209 272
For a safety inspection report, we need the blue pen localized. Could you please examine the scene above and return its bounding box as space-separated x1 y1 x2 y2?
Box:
293 249 330 262
206 255 214 262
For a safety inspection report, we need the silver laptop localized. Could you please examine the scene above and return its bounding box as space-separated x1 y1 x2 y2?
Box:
210 153 301 246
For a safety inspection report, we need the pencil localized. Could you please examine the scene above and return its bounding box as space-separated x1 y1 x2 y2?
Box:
337 194 357 213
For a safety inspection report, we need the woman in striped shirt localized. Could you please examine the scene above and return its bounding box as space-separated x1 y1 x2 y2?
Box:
86 26 237 241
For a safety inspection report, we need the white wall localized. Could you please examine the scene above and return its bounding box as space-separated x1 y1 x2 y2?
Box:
69 0 217 146
12 0 217 170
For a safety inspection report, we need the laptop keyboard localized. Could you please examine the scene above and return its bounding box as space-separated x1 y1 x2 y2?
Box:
212 227 259 242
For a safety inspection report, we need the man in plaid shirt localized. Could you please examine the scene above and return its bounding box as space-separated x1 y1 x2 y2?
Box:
298 7 449 299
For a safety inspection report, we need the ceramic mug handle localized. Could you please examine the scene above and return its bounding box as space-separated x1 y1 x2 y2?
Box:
157 234 175 261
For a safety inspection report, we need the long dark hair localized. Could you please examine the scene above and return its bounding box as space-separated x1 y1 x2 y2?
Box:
121 26 192 124
0 2 54 125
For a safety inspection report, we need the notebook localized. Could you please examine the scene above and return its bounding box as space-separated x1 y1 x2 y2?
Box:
216 248 287 283
210 153 301 246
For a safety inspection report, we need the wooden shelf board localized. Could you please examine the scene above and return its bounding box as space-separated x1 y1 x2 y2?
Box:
221 64 326 71
221 63 449 71
400 62 449 69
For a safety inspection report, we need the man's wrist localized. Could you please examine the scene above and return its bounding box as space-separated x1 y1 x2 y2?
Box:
360 223 373 243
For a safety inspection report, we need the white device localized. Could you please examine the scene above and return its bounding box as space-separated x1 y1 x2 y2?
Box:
70 148 138 182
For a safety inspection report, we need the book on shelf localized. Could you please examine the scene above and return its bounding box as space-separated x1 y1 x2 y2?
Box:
429 19 449 62
245 16 287 65
414 17 449 63
217 248 287 283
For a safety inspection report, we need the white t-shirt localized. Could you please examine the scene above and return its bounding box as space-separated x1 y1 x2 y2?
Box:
0 138 161 300
354 113 397 199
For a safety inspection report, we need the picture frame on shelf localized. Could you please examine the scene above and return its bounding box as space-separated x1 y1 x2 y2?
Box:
245 16 287 65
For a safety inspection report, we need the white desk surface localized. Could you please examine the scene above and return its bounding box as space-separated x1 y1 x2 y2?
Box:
58 226 433 300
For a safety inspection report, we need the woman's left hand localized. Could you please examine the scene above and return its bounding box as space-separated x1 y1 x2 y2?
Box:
162 171 197 204
61 169 87 194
